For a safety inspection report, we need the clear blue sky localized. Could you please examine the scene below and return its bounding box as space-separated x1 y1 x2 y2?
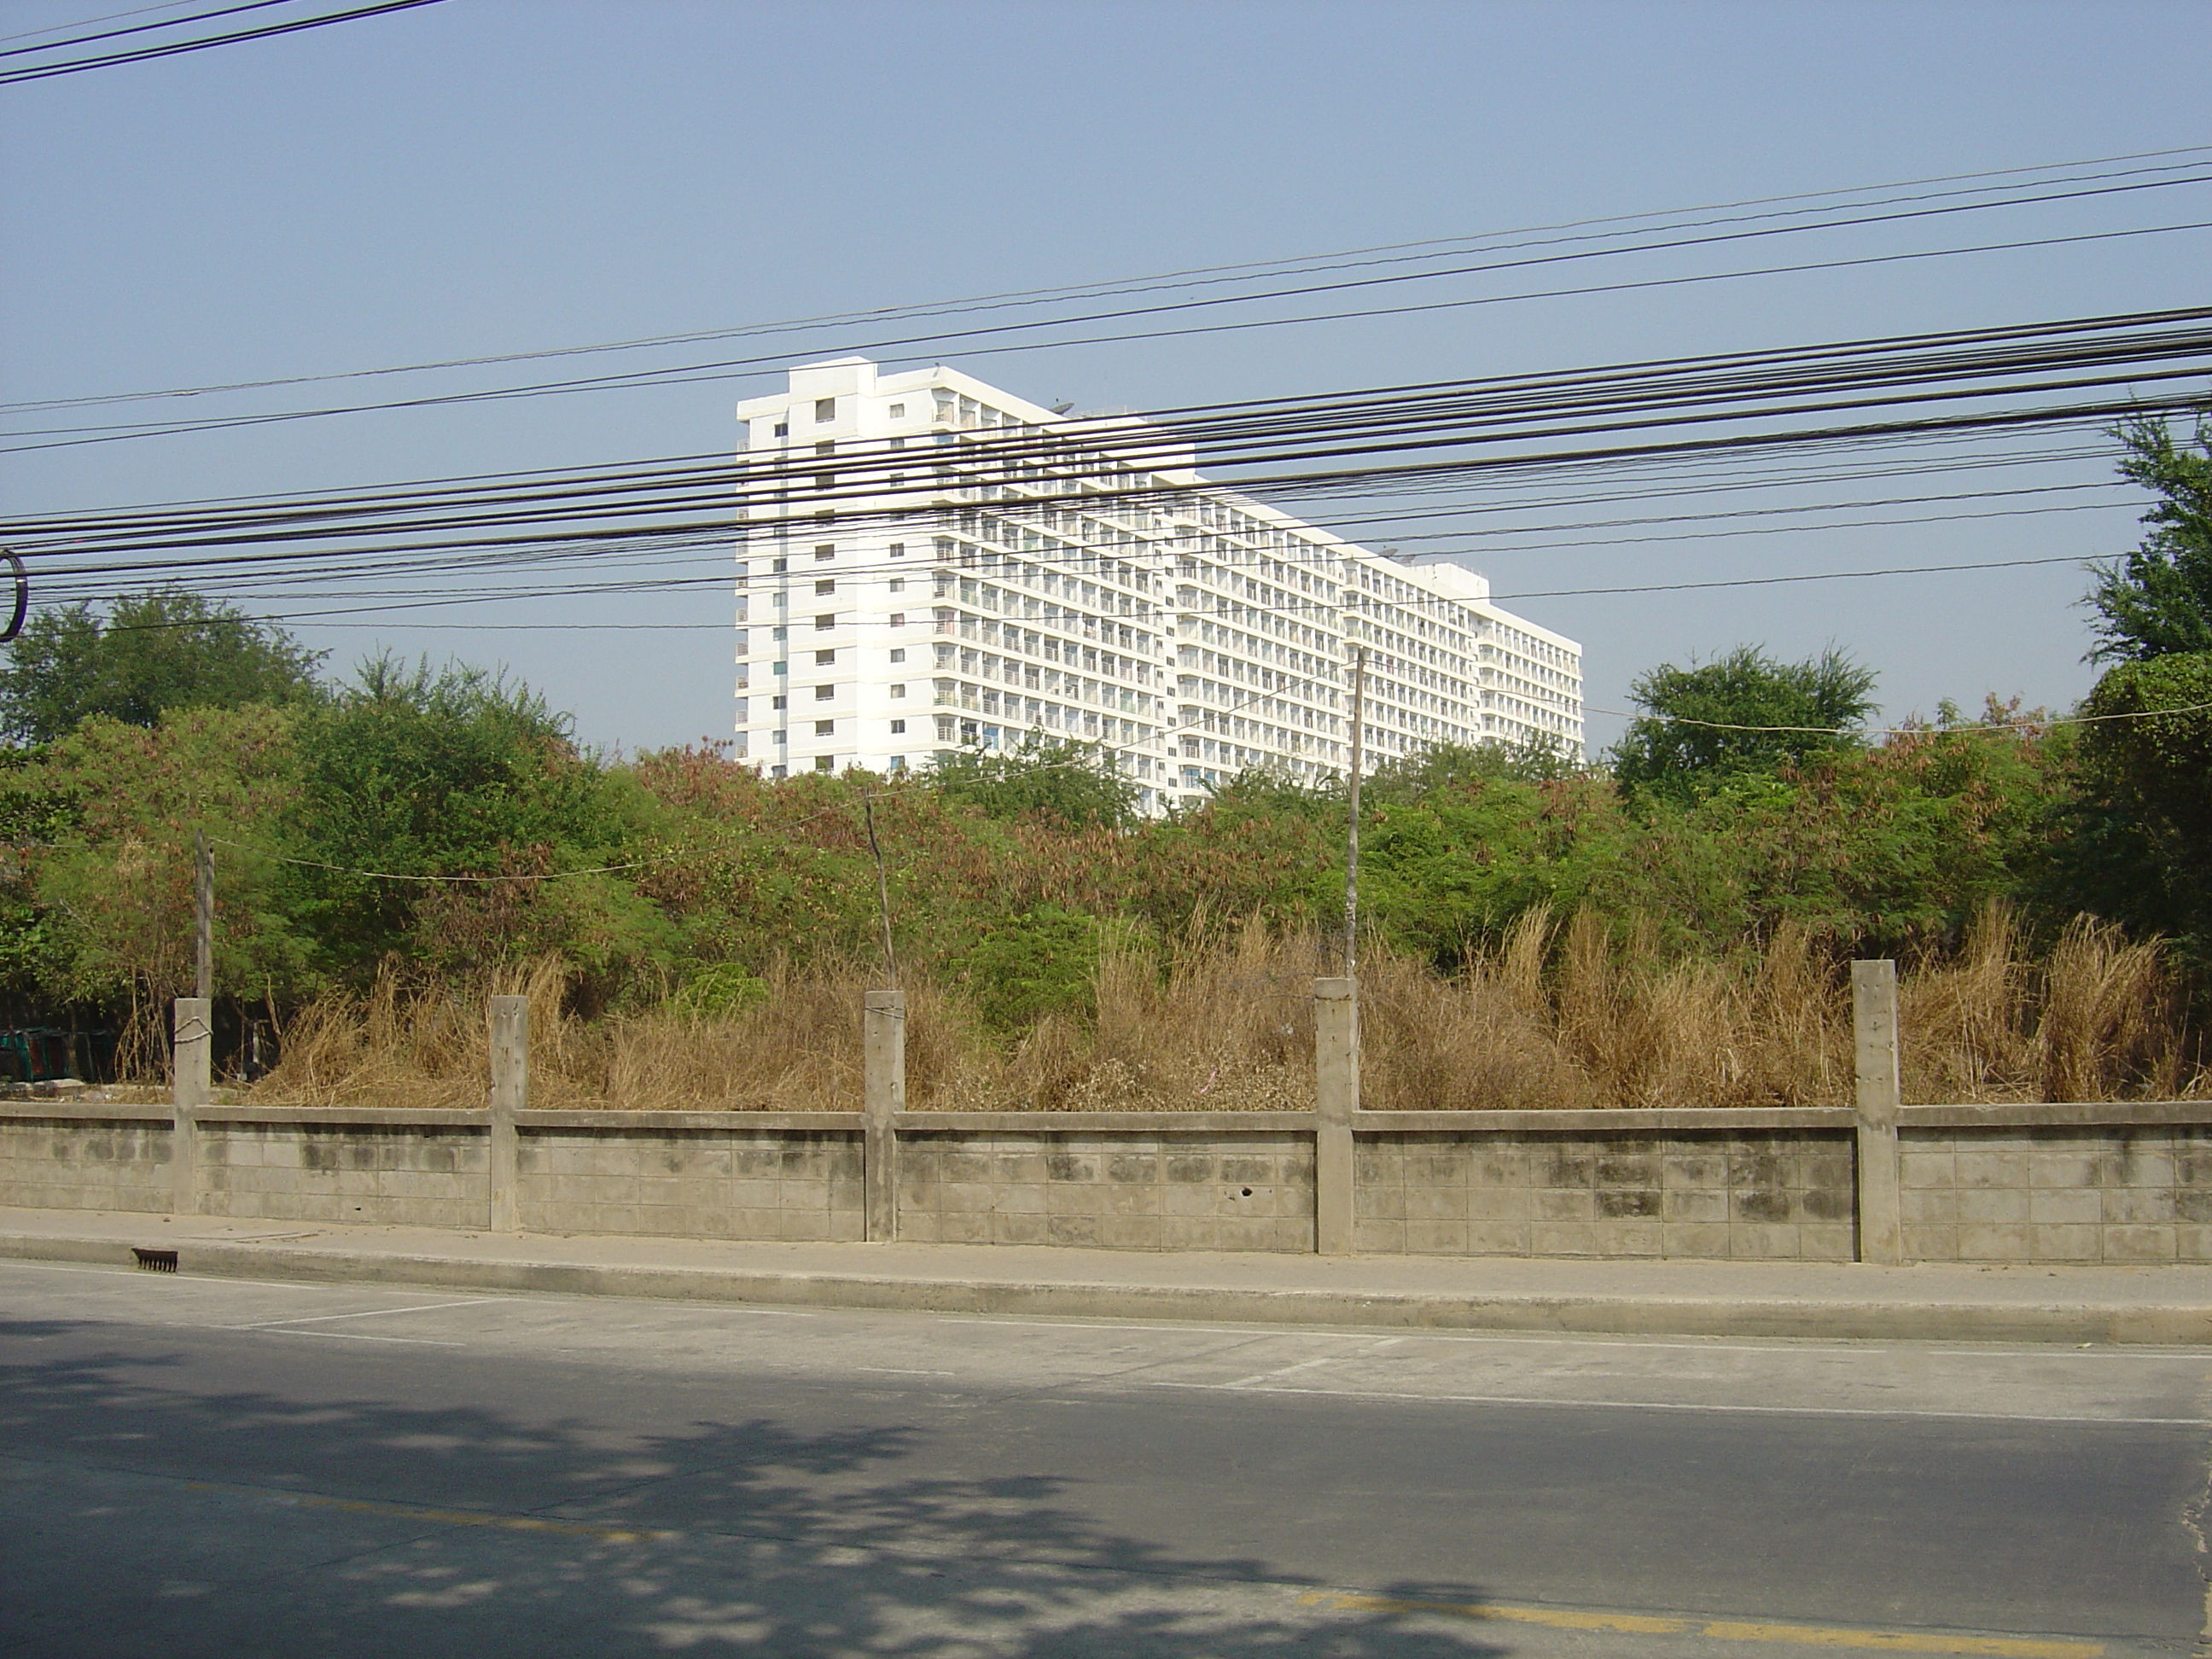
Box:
3 0 2208 754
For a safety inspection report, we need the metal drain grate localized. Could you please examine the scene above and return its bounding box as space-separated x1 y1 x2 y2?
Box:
131 1248 178 1272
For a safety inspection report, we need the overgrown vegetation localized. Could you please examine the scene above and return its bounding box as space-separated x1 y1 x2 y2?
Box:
4 412 2210 1105
245 906 2205 1111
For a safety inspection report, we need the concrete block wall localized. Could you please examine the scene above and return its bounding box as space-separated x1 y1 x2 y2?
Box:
7 1099 2210 1266
1901 1125 2212 1264
1354 1130 1856 1260
197 1121 486 1228
897 1130 1314 1252
0 1113 171 1214
517 1126 864 1242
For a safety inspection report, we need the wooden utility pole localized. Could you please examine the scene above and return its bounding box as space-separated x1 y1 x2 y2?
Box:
1344 647 1365 979
192 829 213 1003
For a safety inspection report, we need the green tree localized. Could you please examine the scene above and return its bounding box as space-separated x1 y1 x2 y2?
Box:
0 590 325 746
286 656 661 979
2052 652 2212 964
1365 733 1586 803
1610 645 1877 800
927 732 1138 830
2086 409 2212 662
958 905 1103 1032
8 704 314 1006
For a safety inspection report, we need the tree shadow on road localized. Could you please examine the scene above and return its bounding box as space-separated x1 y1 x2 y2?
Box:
0 1318 1512 1658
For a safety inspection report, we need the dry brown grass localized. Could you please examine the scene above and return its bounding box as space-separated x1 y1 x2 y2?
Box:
1901 908 2200 1104
1358 910 1849 1110
254 958 967 1113
931 917 1323 1111
245 908 2209 1111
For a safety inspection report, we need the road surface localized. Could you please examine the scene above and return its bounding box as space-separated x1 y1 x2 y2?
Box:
1 1257 2204 1656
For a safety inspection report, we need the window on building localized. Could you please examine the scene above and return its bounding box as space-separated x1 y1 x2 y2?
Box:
890 719 906 735
815 719 835 737
814 544 835 561
771 557 789 573
814 754 834 771
814 579 835 596
889 578 905 593
815 649 835 665
815 398 835 422
889 613 905 627
888 403 905 419
772 422 788 438
816 684 834 701
771 695 787 710
888 543 905 558
815 614 834 630
889 648 906 663
889 684 906 699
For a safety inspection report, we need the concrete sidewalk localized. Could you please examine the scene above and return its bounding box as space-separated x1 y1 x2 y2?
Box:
3 1204 2208 1345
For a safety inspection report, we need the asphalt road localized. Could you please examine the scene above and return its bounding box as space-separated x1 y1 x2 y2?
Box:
1 1258 2205 1658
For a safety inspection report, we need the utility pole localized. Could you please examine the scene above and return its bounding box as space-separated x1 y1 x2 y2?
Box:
1344 647 1365 980
192 829 213 1003
862 783 899 987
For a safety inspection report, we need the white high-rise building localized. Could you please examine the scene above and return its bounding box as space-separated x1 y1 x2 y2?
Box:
734 358 1583 812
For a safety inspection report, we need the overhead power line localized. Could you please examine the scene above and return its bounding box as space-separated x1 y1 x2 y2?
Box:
0 0 293 59
18 305 2207 541
5 308 2199 640
0 2 214 46
11 143 2209 419
0 0 445 84
8 189 2208 452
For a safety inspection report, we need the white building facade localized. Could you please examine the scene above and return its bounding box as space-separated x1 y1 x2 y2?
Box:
734 358 1582 812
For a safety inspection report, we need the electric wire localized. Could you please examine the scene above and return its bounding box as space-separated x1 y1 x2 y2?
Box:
0 0 293 59
8 193 2207 451
0 0 445 84
0 1 212 46
14 145 2206 418
16 306 2205 554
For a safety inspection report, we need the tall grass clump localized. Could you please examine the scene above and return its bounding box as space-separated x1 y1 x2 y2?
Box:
246 909 2209 1111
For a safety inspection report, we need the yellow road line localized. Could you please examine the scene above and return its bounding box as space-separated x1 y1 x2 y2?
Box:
183 1481 670 1544
295 1493 674 1544
1296 1592 2104 1658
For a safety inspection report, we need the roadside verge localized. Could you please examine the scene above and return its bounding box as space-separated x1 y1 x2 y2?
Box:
3 1207 2207 1346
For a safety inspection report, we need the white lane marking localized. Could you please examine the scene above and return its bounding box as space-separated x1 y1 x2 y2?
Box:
256 1329 466 1348
0 1261 498 1296
1144 1379 2211 1425
1 1261 2201 1361
855 1367 957 1377
920 1310 2209 1359
1220 1338 1404 1390
225 1298 506 1330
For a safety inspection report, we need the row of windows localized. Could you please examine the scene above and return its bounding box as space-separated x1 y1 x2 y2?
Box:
737 680 911 716
763 718 911 743
937 658 1156 717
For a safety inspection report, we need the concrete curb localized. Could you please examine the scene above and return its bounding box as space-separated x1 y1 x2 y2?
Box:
6 1228 2208 1346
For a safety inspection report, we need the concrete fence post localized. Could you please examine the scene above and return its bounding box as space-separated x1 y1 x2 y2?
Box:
488 995 527 1234
1313 977 1358 1255
170 997 210 1214
863 990 905 1242
1851 960 1905 1266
